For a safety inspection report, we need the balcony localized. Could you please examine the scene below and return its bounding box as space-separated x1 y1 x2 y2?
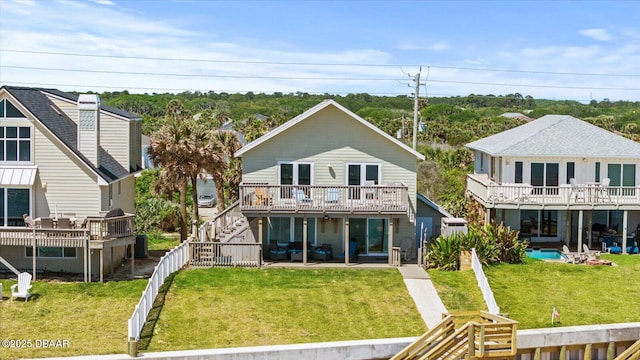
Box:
0 214 136 248
467 174 640 210
239 183 409 215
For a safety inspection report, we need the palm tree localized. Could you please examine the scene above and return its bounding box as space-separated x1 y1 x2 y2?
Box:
148 101 207 241
204 130 243 212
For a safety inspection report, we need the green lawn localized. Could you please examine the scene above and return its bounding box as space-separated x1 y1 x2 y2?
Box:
0 279 147 360
145 268 427 351
147 232 180 251
431 254 640 329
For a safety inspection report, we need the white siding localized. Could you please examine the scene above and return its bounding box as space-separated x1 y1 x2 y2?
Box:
99 112 130 170
111 176 135 214
33 123 101 218
48 97 79 124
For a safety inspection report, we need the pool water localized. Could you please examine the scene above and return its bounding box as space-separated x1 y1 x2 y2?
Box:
525 248 568 260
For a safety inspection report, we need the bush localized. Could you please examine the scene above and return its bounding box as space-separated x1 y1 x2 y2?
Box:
135 197 182 233
425 223 528 270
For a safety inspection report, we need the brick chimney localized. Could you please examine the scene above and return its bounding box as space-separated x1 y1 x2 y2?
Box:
77 94 100 167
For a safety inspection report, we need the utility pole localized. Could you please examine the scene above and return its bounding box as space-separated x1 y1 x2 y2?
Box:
412 68 421 150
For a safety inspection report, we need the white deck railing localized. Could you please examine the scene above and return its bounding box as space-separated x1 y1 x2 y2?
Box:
471 248 500 315
127 239 190 342
467 174 640 207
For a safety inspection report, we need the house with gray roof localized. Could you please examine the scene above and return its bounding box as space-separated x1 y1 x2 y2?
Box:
0 86 141 281
465 114 640 254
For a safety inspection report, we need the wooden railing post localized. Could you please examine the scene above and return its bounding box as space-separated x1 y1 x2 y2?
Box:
467 323 475 358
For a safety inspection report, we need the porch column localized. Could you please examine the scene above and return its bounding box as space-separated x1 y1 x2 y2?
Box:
588 211 593 248
485 208 490 226
622 210 628 254
303 217 308 265
565 210 572 246
100 249 104 283
110 247 114 277
88 249 92 283
131 244 135 276
344 218 350 265
388 217 394 266
578 210 584 254
32 235 37 281
84 238 88 283
258 217 263 244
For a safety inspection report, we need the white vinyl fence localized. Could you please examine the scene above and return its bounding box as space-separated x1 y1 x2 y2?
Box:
470 248 500 315
128 240 190 342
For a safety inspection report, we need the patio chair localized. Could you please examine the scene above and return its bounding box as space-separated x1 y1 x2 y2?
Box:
325 188 340 204
338 240 359 261
268 240 288 261
626 238 639 254
292 189 312 203
569 178 585 202
562 245 586 264
601 236 622 254
597 178 612 202
400 237 415 261
582 244 601 259
57 217 72 229
39 217 54 229
22 214 36 228
10 272 32 302
314 243 333 261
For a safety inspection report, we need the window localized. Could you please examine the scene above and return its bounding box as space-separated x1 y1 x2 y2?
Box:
268 217 316 246
566 162 575 184
0 126 31 162
520 210 557 238
26 247 77 258
347 163 380 199
595 162 600 182
515 162 523 183
278 162 313 198
0 99 27 118
531 162 558 195
1 188 29 226
607 163 636 196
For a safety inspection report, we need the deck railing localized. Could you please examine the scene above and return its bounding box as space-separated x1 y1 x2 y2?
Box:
471 248 500 315
127 239 190 353
467 174 640 207
189 241 261 268
239 183 408 214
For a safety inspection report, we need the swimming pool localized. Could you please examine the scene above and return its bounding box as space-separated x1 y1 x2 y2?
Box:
525 248 568 261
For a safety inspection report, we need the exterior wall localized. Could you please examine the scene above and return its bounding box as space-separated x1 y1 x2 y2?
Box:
48 97 79 124
99 112 131 171
111 176 136 214
34 122 101 218
0 245 127 275
498 155 640 186
130 120 142 171
241 106 419 220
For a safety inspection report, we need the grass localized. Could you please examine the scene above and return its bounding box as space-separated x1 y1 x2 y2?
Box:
431 254 640 329
147 231 180 251
0 278 146 360
146 268 427 351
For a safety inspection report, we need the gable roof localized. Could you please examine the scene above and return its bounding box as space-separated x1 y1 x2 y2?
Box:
465 114 640 158
2 86 137 182
235 99 425 160
417 193 453 218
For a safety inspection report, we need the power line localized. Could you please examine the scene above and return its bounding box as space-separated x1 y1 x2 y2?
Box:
3 65 640 92
2 48 640 78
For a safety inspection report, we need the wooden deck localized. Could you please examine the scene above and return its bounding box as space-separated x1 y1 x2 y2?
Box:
239 183 409 215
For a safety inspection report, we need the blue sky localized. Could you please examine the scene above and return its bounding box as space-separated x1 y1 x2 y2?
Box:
1 0 639 102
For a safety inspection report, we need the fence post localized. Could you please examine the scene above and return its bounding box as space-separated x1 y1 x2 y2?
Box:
127 337 138 357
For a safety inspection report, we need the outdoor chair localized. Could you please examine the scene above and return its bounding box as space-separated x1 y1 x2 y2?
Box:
597 178 612 202
601 236 622 254
268 240 288 261
324 188 340 204
292 189 312 203
582 244 601 259
10 272 32 302
39 217 54 229
626 238 639 254
22 214 36 228
57 217 72 229
562 245 586 264
569 178 585 202
314 243 333 261
400 237 415 261
288 241 312 261
338 240 359 261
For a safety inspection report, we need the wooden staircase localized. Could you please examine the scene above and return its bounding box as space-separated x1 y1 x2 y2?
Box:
391 311 518 360
615 339 640 360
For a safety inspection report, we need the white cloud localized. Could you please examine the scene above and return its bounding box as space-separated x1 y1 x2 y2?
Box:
579 28 614 41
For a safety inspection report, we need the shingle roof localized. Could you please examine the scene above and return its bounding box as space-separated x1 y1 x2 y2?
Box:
2 86 134 182
465 114 640 158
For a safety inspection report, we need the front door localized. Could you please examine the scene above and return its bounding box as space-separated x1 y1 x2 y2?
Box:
279 162 312 198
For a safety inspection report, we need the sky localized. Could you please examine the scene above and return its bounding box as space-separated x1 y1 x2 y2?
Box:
1 0 640 102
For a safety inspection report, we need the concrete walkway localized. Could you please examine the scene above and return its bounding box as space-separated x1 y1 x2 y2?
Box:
398 264 448 329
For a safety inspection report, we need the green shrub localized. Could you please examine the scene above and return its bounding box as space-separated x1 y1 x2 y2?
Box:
425 223 528 270
135 197 182 233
